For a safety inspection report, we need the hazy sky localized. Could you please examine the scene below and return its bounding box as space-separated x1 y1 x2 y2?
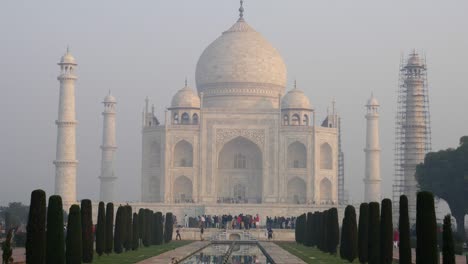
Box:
1 0 467 205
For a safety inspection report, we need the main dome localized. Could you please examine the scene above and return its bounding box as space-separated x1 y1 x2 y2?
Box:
195 17 287 108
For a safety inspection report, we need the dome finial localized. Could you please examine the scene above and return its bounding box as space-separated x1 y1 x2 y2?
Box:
239 0 244 19
185 77 188 87
294 79 297 89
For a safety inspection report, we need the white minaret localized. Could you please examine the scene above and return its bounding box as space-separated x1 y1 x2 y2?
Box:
99 92 117 202
54 48 78 204
364 93 381 203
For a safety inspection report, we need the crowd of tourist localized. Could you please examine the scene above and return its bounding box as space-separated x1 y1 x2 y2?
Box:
179 214 297 230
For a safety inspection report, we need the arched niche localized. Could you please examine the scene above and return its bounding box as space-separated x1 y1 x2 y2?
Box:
287 177 306 204
173 140 193 167
150 141 161 168
217 136 263 203
287 141 307 168
320 143 333 170
173 176 193 202
319 178 332 202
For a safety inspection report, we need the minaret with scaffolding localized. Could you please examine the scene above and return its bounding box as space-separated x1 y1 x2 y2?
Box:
393 51 432 219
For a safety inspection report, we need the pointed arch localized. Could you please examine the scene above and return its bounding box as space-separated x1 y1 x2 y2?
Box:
173 176 192 202
217 136 263 203
319 178 332 202
287 177 306 204
287 141 307 168
181 112 190 124
320 143 333 170
291 114 300 126
173 140 193 167
192 113 199 124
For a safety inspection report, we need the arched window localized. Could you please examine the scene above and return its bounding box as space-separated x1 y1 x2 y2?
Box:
291 114 300 126
192 113 199 125
320 143 333 170
303 115 309 126
320 178 332 202
233 184 246 200
234 153 246 169
173 113 179 124
283 115 289 125
181 112 190 124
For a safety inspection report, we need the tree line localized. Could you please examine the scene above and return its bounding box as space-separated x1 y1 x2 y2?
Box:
18 189 174 264
295 192 457 264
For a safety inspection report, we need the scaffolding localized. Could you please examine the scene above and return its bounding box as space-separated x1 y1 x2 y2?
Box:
392 51 432 217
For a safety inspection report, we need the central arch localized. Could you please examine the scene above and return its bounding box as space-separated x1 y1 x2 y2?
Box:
217 136 263 203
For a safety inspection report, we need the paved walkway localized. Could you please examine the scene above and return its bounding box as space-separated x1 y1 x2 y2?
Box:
136 241 209 264
393 248 467 264
259 242 306 264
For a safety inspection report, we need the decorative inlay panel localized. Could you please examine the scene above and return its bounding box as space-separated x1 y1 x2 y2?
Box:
216 128 265 148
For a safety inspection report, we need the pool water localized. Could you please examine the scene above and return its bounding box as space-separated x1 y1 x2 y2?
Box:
181 243 270 264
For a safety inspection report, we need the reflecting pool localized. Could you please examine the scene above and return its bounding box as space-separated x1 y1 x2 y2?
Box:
181 243 271 264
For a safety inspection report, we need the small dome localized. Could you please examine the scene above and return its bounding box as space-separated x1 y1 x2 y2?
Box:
281 87 312 110
103 93 116 103
171 85 200 109
59 51 77 65
367 94 379 106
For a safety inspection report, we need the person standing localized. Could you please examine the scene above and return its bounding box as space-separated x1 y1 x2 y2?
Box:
184 214 189 228
200 226 204 241
176 227 181 240
267 227 273 240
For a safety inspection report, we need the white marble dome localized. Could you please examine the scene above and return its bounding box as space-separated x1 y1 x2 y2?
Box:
195 18 287 97
281 88 312 110
104 93 116 103
171 85 200 109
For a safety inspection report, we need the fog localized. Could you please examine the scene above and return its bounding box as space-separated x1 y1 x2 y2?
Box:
0 0 467 205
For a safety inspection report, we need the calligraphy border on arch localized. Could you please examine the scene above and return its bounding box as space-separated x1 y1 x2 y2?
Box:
215 128 265 149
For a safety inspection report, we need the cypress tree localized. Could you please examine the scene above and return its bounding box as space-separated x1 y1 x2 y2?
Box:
138 208 145 245
328 208 340 255
26 189 46 264
358 203 369 264
399 195 411 264
340 205 357 263
123 205 132 251
147 210 154 245
305 212 313 246
96 202 106 257
155 212 164 245
313 212 320 247
416 192 438 264
295 214 302 243
380 198 393 264
141 209 149 247
132 213 139 250
320 210 329 253
442 215 455 264
80 199 93 263
368 202 380 264
66 205 82 264
46 195 65 264
113 206 123 253
310 212 316 247
164 212 174 243
104 203 114 255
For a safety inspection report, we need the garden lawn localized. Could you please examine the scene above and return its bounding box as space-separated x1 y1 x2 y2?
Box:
275 242 357 264
93 240 193 264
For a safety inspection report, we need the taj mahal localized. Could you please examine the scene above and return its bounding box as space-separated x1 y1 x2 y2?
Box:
140 11 339 205
53 2 389 219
